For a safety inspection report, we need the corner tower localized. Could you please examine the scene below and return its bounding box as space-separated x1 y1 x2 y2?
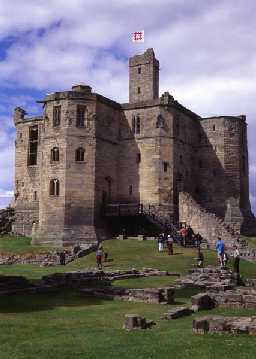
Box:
129 48 159 103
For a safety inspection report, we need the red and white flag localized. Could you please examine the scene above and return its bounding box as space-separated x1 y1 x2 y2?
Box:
132 31 144 43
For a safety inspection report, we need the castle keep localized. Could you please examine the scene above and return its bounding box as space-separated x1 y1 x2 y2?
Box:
12 48 256 246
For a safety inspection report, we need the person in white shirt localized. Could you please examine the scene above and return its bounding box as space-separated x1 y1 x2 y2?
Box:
233 245 240 274
167 234 174 255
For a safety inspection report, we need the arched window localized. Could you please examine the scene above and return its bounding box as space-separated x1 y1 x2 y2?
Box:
76 147 85 162
51 147 59 162
49 179 60 196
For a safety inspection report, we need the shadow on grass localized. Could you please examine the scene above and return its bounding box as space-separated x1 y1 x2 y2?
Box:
0 290 105 313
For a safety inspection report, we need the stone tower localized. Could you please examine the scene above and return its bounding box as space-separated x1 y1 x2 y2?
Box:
129 48 159 103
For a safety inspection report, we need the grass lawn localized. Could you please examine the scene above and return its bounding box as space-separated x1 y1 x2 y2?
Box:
0 236 255 358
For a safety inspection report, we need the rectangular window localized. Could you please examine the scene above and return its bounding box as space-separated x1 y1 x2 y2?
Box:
137 153 141 163
28 125 38 166
53 106 61 127
34 191 37 201
132 116 136 134
138 87 141 94
163 161 168 172
129 185 133 196
76 105 86 127
136 116 140 134
213 124 216 131
138 67 141 74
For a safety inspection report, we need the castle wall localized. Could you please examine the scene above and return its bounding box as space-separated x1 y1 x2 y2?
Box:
94 99 120 214
13 118 42 236
120 105 164 206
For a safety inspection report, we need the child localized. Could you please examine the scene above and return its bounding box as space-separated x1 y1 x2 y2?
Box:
223 252 229 269
96 246 104 270
167 234 174 255
197 249 204 268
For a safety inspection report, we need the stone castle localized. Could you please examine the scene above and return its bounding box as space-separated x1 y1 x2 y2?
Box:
12 48 256 246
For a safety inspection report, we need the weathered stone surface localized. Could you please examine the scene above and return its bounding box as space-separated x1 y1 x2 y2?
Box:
161 306 193 320
80 286 175 304
196 287 256 310
177 266 236 291
123 314 155 330
191 293 215 310
193 316 256 336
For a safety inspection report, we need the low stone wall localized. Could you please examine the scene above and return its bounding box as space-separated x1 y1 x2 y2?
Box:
80 286 175 304
209 287 256 309
193 315 256 336
0 244 97 267
42 268 177 286
0 275 34 295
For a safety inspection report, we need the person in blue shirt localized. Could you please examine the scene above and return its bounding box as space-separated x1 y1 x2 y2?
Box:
215 237 225 268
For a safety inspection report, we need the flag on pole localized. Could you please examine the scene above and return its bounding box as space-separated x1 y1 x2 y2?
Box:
132 31 144 43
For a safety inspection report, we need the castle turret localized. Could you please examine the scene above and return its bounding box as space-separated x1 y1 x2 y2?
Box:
14 107 26 126
129 48 159 103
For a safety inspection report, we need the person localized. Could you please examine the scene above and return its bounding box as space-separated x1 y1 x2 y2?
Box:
96 246 104 270
59 251 66 265
180 227 187 247
167 234 174 255
195 233 203 248
187 226 194 245
158 233 164 252
196 248 204 268
223 251 229 269
215 237 225 268
233 245 240 274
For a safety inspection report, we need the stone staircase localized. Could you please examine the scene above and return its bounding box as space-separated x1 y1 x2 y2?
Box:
179 192 240 249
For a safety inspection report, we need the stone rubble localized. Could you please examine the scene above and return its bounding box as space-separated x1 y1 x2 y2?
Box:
80 286 175 304
123 314 155 330
161 306 193 320
176 266 237 291
193 315 256 336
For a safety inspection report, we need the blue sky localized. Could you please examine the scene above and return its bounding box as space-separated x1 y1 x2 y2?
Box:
0 0 255 213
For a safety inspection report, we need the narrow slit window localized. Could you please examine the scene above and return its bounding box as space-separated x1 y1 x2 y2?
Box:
163 161 168 172
27 125 38 166
76 147 85 162
136 115 140 134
